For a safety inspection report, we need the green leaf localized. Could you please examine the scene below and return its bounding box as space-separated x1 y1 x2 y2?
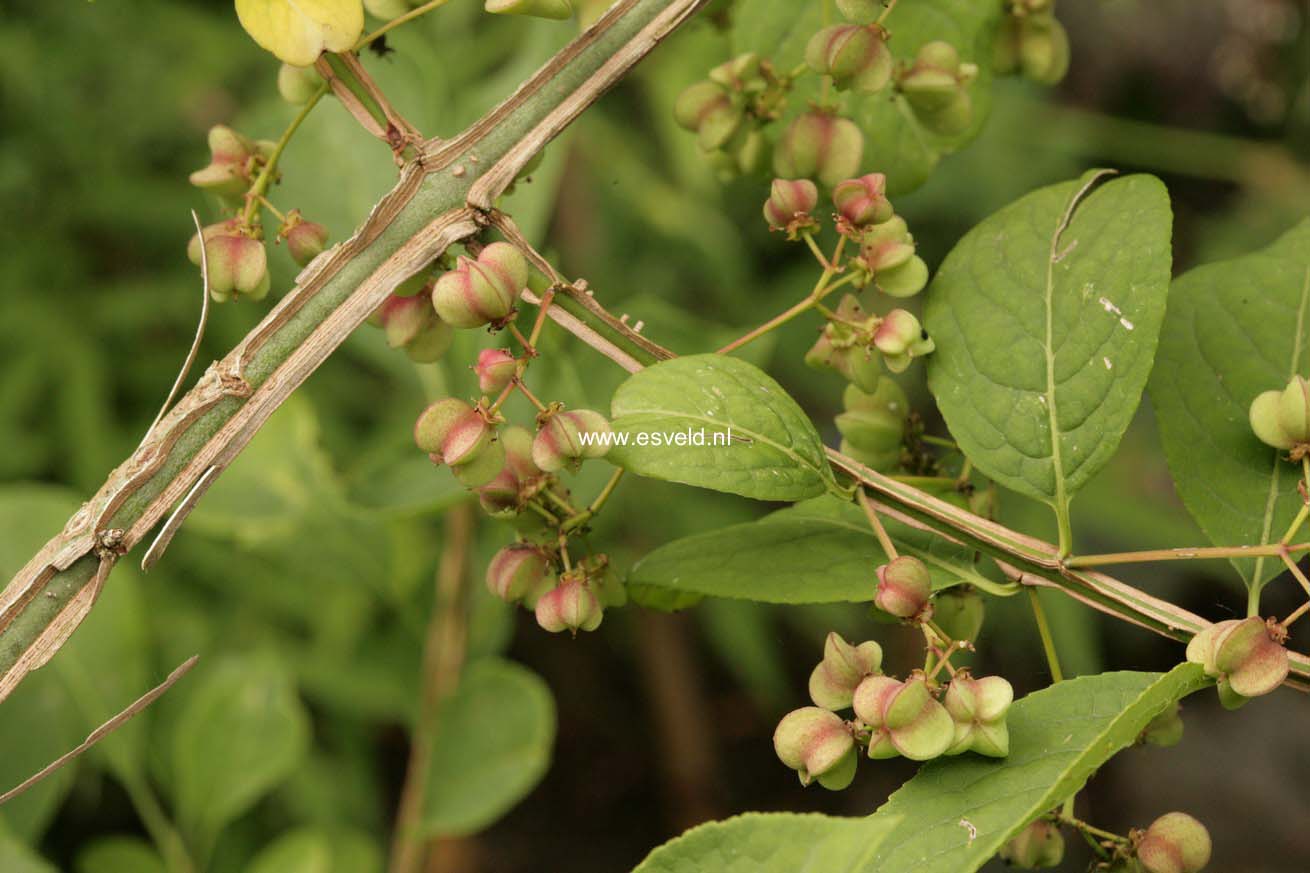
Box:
1150 220 1310 589
925 172 1173 538
420 658 555 836
628 496 981 606
246 827 383 873
608 355 835 501
170 655 311 843
631 811 900 873
235 0 363 66
76 838 166 873
732 0 1005 193
0 827 57 873
867 665 1207 873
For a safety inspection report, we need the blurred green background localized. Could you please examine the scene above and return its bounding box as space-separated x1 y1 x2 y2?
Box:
1 1 1309 871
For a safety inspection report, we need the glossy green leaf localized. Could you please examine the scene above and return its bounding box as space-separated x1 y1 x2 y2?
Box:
732 0 1005 193
925 172 1173 530
246 827 383 873
628 496 982 606
170 655 311 843
868 665 1207 872
76 838 166 873
1150 220 1310 589
420 658 555 836
608 355 835 501
632 811 899 873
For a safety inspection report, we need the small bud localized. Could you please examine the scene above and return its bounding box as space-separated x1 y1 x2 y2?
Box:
187 223 270 302
277 63 322 105
414 398 493 467
282 213 329 266
1276 375 1310 444
502 424 542 481
874 310 935 373
1018 15 1071 86
773 706 855 784
808 632 883 711
674 81 732 132
486 544 551 603
189 125 255 198
1136 812 1211 873
532 409 612 471
475 348 517 394
1139 703 1184 748
999 819 1065 869
707 53 764 91
805 24 892 94
932 586 985 643
832 173 894 227
773 111 864 188
484 0 574 20
875 556 932 620
535 577 603 633
763 178 820 236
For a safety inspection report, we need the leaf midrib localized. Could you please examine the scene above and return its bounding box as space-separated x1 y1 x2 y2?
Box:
613 408 825 482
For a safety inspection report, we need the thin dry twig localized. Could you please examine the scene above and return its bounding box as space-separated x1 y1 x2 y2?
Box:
0 655 199 806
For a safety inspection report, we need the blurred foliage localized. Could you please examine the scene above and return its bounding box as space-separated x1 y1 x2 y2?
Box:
1 0 1309 871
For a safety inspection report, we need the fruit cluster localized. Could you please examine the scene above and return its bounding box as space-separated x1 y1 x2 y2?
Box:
1185 616 1290 709
995 0 1071 86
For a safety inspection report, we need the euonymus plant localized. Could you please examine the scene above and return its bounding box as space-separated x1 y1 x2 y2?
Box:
1 0 1307 871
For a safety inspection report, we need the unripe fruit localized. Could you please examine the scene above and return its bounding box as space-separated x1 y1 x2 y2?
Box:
674 81 733 132
1018 15 1070 86
814 745 858 791
379 293 435 350
773 706 855 785
943 674 1012 757
189 125 256 198
532 409 612 471
1186 616 1289 708
875 556 932 620
431 242 527 328
832 173 894 227
502 424 542 480
283 214 329 266
874 309 935 373
805 334 882 393
805 24 892 94
999 819 1065 869
414 398 493 466
1136 812 1211 873
1276 375 1310 444
187 222 270 302
707 53 764 91
932 586 985 643
880 676 954 760
900 41 976 136
763 178 820 234
834 407 902 460
535 577 603 633
486 544 550 602
452 436 506 488
773 111 864 188
808 632 883 711
475 348 517 394
1249 389 1294 450
477 467 521 516
404 320 455 363
484 0 574 20
1139 703 1184 748
277 63 322 105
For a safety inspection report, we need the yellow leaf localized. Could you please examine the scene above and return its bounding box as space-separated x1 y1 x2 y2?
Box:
235 0 365 66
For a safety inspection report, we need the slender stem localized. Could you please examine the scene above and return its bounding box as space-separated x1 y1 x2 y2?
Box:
120 775 195 873
802 232 830 269
561 468 626 534
513 378 548 412
1282 599 1310 629
954 458 973 488
241 82 328 227
1280 549 1310 598
389 504 474 873
920 434 958 450
540 486 576 517
256 195 286 222
1055 506 1073 559
876 0 901 26
1065 541 1310 568
857 488 898 560
353 0 457 50
888 474 957 487
527 287 557 348
1281 503 1310 545
1058 814 1129 847
1026 588 1064 683
508 322 536 357
717 237 847 354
